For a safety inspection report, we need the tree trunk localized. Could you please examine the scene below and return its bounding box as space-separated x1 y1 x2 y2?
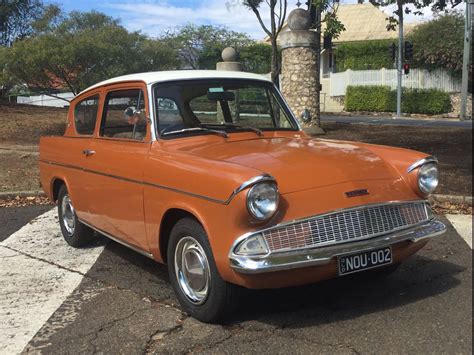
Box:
270 36 279 85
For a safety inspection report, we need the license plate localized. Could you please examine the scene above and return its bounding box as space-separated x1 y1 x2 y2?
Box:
338 247 392 275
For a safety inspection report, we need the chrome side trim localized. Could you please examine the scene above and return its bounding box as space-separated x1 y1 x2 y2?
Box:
407 156 438 173
79 218 154 259
229 219 446 274
40 159 269 205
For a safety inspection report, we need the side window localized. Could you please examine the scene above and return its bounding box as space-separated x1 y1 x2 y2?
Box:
74 95 99 135
101 89 146 141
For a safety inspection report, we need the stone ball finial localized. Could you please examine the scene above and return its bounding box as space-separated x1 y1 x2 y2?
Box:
222 47 237 62
287 8 312 31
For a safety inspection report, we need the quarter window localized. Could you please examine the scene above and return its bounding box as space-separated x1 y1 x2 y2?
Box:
74 95 99 135
101 89 147 141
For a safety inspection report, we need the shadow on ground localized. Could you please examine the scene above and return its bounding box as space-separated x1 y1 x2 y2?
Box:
90 222 466 329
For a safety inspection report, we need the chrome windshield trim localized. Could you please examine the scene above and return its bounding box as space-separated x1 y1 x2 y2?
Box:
229 218 446 274
407 156 438 173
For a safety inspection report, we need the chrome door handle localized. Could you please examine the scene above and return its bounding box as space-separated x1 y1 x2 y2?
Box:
82 149 96 157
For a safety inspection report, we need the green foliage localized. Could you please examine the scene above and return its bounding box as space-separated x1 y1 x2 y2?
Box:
310 0 346 39
3 11 179 94
345 86 393 111
0 0 46 46
345 85 452 114
407 13 465 77
161 24 253 69
240 43 272 74
334 40 394 72
367 0 462 31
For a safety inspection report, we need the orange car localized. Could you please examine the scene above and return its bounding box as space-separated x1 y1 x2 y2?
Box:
39 71 446 323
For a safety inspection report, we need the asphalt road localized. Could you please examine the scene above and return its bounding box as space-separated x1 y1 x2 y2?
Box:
322 115 473 129
1 206 472 354
0 204 52 242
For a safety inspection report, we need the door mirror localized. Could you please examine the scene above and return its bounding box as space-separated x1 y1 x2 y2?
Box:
124 106 140 125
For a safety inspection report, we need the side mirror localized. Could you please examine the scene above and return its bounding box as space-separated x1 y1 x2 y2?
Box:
124 106 139 118
301 109 311 123
124 106 140 125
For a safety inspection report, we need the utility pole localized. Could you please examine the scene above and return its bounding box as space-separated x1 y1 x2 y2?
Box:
460 0 473 121
396 0 404 119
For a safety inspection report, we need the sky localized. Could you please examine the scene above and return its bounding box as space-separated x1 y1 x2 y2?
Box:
43 0 444 39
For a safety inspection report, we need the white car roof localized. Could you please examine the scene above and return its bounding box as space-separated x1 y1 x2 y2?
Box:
80 70 272 95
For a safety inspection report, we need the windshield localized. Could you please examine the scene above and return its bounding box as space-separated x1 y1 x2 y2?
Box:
154 79 298 138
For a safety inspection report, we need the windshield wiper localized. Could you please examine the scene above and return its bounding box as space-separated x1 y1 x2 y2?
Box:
162 127 228 138
202 123 263 136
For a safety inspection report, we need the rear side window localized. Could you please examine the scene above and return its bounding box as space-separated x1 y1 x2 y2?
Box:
74 95 99 135
101 89 146 141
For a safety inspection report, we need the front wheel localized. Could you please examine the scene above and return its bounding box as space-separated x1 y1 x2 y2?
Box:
57 185 94 248
167 218 238 323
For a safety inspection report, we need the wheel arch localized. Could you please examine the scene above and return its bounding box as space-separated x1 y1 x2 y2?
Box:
51 177 67 202
158 207 207 264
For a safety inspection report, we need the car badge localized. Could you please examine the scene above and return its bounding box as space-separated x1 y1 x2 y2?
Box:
345 189 369 198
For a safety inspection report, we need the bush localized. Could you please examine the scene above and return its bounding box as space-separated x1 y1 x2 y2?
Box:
345 86 452 114
334 40 394 72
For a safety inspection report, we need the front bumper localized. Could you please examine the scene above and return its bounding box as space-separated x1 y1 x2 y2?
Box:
229 219 446 274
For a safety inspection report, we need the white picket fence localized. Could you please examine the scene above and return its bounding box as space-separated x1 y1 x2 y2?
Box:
329 68 461 97
16 92 74 107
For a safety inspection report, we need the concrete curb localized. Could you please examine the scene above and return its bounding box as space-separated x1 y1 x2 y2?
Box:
0 190 46 200
430 194 473 207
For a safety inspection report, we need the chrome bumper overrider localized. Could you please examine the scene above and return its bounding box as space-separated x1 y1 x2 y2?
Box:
229 219 446 274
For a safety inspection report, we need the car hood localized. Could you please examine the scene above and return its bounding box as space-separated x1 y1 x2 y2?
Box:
173 136 401 194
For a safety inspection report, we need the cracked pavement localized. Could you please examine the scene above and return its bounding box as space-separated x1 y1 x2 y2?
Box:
1 208 472 354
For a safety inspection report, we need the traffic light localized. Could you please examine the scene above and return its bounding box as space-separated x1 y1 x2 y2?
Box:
404 63 410 75
389 42 396 61
323 35 332 50
404 41 414 61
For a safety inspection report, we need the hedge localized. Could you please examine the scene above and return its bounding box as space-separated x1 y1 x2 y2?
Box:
334 40 394 72
345 86 452 114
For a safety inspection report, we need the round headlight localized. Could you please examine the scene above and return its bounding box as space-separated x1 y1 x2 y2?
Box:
418 163 439 194
247 183 279 221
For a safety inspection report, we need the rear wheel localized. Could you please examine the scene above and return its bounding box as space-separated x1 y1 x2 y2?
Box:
167 217 238 323
57 185 94 247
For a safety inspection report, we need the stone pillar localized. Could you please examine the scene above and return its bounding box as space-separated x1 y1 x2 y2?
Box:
216 47 243 72
279 9 324 134
216 47 242 121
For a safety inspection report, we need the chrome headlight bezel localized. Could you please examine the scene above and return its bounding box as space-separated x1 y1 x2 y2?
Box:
417 162 439 195
246 182 279 221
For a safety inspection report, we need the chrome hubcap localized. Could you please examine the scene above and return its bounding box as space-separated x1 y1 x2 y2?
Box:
61 194 75 236
174 237 211 305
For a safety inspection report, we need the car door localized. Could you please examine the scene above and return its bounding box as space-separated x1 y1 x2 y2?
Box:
65 92 102 223
81 84 151 252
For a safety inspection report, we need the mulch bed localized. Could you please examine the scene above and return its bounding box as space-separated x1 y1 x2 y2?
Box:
0 196 53 208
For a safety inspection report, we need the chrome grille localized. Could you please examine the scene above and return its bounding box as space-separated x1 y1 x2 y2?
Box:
262 202 430 252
